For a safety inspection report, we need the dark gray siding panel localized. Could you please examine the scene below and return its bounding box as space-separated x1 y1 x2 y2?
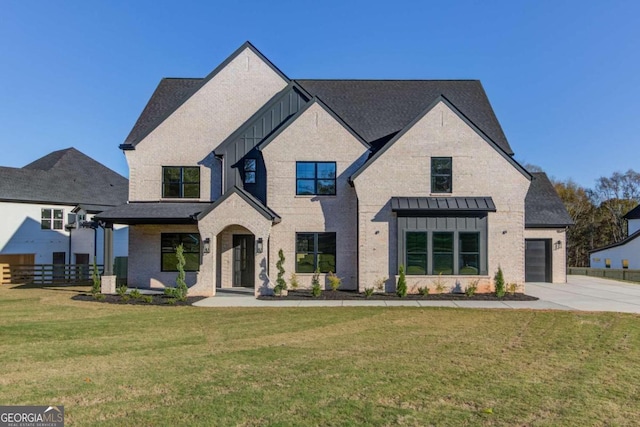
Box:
221 87 309 202
397 215 488 275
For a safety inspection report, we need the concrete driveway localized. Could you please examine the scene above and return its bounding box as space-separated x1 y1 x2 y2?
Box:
526 275 640 313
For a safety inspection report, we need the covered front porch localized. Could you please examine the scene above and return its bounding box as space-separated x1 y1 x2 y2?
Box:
95 187 280 297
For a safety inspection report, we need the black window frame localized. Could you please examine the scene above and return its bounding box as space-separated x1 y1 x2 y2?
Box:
41 208 64 230
459 232 481 275
406 232 428 275
404 230 485 276
295 232 336 273
431 157 452 194
162 166 201 199
161 233 201 272
296 161 337 196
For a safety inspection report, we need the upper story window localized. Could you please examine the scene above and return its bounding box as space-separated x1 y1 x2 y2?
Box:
244 159 256 184
163 166 200 198
431 157 452 193
41 208 63 230
296 162 336 195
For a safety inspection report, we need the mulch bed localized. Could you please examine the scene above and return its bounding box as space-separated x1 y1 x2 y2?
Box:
72 293 206 306
259 289 538 301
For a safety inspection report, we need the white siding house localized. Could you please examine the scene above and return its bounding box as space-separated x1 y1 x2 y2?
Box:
0 148 128 268
590 206 640 269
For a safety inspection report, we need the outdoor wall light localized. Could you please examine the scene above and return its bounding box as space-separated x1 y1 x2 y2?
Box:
256 237 263 254
203 238 211 254
553 240 562 250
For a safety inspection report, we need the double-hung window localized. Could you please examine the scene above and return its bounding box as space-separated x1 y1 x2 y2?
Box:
41 208 63 230
295 232 336 273
162 166 200 198
431 157 452 193
161 233 201 272
296 162 336 195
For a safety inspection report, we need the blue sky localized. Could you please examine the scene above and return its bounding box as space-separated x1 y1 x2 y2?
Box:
1 0 638 188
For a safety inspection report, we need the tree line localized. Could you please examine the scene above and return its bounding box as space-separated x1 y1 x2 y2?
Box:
552 169 640 267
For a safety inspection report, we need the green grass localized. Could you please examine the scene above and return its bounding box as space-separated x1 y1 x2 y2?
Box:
1 284 640 426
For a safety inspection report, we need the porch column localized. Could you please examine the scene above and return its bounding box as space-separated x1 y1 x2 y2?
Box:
103 224 114 275
100 222 116 293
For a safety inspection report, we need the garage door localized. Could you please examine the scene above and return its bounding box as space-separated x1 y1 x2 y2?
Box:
525 239 551 282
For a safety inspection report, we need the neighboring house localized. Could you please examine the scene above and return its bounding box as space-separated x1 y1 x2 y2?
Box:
0 148 129 268
97 42 572 296
589 205 640 269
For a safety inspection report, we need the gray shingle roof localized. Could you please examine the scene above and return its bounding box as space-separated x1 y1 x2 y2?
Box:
296 80 512 155
122 76 513 155
0 148 128 207
95 202 212 224
623 204 640 220
391 196 496 213
525 172 573 228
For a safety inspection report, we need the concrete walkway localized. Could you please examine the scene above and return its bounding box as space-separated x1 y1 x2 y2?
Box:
193 276 640 312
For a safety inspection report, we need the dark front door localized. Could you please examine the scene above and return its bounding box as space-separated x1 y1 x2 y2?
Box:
525 239 552 282
233 235 255 288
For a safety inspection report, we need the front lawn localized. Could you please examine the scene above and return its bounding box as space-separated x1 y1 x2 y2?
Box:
1 284 639 426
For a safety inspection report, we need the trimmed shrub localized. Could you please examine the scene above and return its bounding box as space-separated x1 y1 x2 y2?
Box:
396 265 407 298
494 267 506 298
311 268 321 297
274 249 287 295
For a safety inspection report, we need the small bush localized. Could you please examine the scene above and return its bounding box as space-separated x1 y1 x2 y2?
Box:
494 267 506 298
311 268 322 297
327 271 341 291
93 293 105 301
507 283 518 295
121 295 130 302
116 285 128 297
374 277 387 292
465 280 479 297
142 295 153 304
418 286 430 296
364 287 374 298
166 298 176 305
130 289 142 299
91 256 101 295
289 273 300 290
432 274 447 294
396 265 407 298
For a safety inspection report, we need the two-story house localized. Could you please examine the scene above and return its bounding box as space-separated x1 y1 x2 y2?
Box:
97 42 572 296
0 148 128 269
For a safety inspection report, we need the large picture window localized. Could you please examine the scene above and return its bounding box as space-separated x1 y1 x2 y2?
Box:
296 162 336 195
161 233 201 272
295 232 336 273
162 166 200 198
431 157 452 193
41 208 63 230
401 220 486 276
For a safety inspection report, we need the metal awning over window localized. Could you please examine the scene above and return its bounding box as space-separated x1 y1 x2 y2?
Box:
391 197 496 215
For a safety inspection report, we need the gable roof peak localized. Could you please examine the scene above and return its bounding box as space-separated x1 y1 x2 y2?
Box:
121 41 289 150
